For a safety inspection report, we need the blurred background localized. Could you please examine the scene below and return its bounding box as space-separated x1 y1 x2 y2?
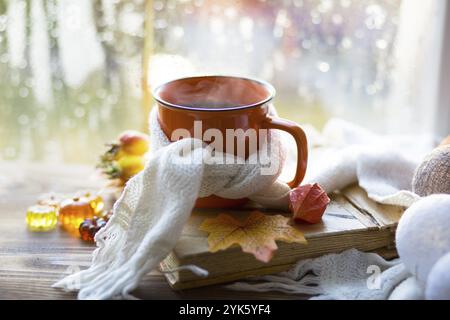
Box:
0 0 449 163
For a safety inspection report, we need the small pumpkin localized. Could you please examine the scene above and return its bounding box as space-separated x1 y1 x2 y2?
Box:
412 145 450 196
59 197 95 232
81 192 105 216
26 205 58 232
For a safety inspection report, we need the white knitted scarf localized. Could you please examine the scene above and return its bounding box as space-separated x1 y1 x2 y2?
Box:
53 106 292 299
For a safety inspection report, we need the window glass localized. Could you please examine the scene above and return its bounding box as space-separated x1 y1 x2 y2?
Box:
0 0 409 163
148 0 401 131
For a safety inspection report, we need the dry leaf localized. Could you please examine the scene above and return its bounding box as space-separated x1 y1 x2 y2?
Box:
290 183 330 224
199 211 307 263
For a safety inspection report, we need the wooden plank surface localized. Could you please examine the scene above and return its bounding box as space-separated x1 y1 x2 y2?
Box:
0 162 309 300
0 162 400 299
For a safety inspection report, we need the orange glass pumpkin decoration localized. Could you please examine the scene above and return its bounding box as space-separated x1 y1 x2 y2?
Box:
81 192 105 216
59 197 95 233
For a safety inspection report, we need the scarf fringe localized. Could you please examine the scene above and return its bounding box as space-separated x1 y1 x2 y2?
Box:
52 218 128 295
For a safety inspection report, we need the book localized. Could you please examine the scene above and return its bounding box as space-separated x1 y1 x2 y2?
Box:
160 184 404 290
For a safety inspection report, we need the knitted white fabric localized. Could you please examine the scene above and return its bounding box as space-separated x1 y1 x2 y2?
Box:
302 118 435 207
227 119 436 300
228 249 410 300
53 106 292 299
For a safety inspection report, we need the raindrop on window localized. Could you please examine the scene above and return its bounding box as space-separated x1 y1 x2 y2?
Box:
354 29 364 39
340 0 352 8
154 19 168 29
0 53 8 64
273 51 285 71
88 111 99 130
61 117 75 129
19 87 29 98
210 18 224 34
317 62 330 73
275 9 290 28
18 114 30 126
194 0 205 8
240 17 254 39
244 43 254 53
4 147 16 158
293 0 303 8
25 78 35 88
0 15 7 31
261 62 274 80
123 2 135 12
366 85 377 95
96 88 107 99
332 14 343 25
302 39 312 50
326 36 337 46
211 5 221 14
18 60 28 69
154 1 164 11
79 93 90 104
341 37 353 49
107 95 118 105
172 26 184 38
225 7 237 19
365 4 386 30
37 111 47 122
318 0 334 13
311 15 321 25
273 26 283 38
376 39 388 50
184 5 194 15
167 1 176 10
53 80 63 91
74 107 86 118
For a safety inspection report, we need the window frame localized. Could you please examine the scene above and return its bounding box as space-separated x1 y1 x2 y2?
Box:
435 0 450 138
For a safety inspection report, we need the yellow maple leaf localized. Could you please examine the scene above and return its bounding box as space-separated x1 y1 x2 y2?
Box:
199 211 307 263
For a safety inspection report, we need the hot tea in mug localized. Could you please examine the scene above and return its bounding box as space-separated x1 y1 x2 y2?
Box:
152 76 308 208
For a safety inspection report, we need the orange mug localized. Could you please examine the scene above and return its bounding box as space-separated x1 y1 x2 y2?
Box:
152 76 308 208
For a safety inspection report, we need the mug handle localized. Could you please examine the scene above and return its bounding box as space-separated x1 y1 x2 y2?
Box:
262 116 308 188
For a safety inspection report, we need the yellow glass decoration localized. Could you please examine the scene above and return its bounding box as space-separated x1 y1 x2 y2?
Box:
26 205 58 232
37 196 61 210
